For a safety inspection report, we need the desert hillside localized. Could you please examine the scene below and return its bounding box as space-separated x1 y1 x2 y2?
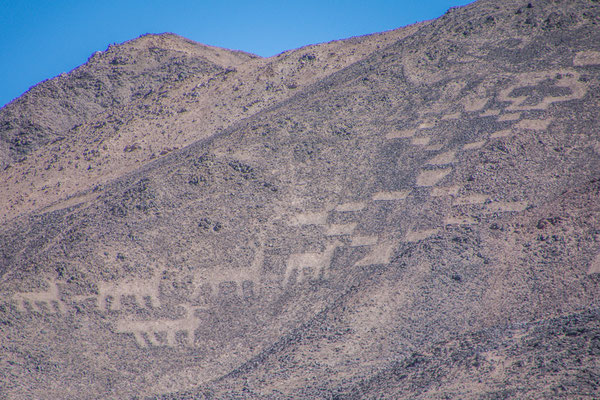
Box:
1 0 599 399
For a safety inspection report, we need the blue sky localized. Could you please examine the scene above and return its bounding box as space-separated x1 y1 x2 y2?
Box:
0 0 473 107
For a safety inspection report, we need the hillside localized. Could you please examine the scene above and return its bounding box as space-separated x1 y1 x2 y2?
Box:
1 0 599 399
0 25 420 222
0 33 257 169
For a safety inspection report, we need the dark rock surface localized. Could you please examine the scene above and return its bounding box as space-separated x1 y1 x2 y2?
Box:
0 0 599 398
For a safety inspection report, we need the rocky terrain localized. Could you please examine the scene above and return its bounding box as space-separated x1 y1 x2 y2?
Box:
0 0 599 398
0 26 420 222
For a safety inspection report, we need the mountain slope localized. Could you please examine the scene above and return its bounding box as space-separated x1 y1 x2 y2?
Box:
1 0 599 399
0 24 421 222
0 33 257 168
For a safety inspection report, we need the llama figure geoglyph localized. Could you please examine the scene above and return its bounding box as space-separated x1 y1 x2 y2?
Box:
193 240 264 297
98 271 162 311
114 303 199 347
284 240 341 286
12 279 65 314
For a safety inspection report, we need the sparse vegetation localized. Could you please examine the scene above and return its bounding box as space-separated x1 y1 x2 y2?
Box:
1 1 599 398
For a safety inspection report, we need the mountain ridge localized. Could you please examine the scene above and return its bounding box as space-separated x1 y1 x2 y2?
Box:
1 0 599 398
0 32 257 168
0 22 422 222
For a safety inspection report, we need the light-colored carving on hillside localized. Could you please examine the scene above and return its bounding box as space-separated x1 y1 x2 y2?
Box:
418 121 435 129
463 141 486 150
335 202 366 212
480 109 500 116
70 295 96 303
194 242 264 297
498 69 586 111
454 194 488 205
115 304 199 348
517 119 551 130
498 113 521 122
12 280 65 314
98 272 162 311
416 168 452 186
441 112 461 120
486 201 528 212
325 223 357 236
425 143 444 151
490 129 513 139
404 229 439 242
432 185 461 197
574 51 600 66
289 211 328 226
386 129 415 139
411 136 431 146
350 236 379 247
284 241 341 286
588 254 600 275
372 190 410 201
356 242 396 266
427 150 456 165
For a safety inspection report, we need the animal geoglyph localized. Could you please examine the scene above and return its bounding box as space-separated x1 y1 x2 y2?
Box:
12 279 65 314
97 271 162 310
114 303 200 347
